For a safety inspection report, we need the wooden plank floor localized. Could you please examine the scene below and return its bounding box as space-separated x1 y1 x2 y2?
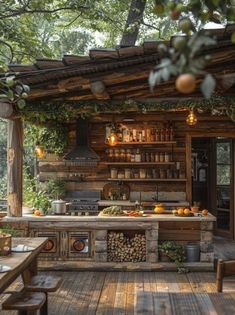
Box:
1 237 235 315
1 270 235 315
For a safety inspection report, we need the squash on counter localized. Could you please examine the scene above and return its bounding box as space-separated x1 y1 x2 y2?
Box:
154 203 165 214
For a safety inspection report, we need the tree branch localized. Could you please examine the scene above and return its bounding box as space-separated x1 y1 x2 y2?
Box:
0 40 14 62
141 20 163 39
0 5 89 19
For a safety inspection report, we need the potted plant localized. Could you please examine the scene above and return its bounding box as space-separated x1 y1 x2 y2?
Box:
44 178 66 200
159 241 187 272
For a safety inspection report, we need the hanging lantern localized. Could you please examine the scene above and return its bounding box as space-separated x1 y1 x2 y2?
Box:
108 131 118 146
186 110 198 126
35 145 46 158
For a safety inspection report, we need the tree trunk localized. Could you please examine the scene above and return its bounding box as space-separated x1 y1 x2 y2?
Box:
7 118 23 217
120 0 146 46
0 102 16 119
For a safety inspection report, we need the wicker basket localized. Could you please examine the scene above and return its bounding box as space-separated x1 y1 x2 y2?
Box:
0 233 12 256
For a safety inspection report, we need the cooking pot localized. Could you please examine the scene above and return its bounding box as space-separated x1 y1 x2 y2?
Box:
51 200 71 214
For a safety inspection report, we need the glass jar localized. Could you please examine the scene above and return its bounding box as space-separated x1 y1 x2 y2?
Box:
125 168 131 179
155 152 159 162
159 152 164 162
118 170 125 179
111 168 118 179
114 149 120 162
139 169 146 179
120 149 126 162
164 152 169 162
135 149 141 163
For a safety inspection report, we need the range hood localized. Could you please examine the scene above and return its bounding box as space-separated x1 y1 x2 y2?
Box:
64 119 99 166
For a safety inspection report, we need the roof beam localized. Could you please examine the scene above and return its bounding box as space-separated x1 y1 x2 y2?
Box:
89 81 110 100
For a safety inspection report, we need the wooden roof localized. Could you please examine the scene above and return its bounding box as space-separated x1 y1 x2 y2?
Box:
6 24 235 102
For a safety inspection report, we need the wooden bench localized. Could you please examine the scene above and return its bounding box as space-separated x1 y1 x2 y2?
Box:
2 290 46 315
216 259 235 292
25 275 62 315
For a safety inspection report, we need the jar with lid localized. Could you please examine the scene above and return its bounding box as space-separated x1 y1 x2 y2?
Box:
164 152 169 162
169 126 174 141
131 150 135 162
160 129 165 142
120 149 126 162
155 129 160 141
145 152 149 162
150 152 155 162
125 168 131 179
159 152 164 162
150 128 155 142
118 170 125 179
135 149 141 163
139 168 146 179
159 169 166 179
111 168 118 179
155 152 159 162
114 149 120 162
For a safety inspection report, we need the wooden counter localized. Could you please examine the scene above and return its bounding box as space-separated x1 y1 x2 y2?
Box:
2 214 216 271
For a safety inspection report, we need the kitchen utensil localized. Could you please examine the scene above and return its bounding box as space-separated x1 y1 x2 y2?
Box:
51 200 71 214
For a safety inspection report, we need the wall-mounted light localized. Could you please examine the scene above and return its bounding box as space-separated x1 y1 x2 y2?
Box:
186 110 198 126
35 144 46 158
108 131 118 146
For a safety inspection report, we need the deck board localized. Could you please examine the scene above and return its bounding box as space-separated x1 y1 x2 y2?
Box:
1 237 235 314
1 271 235 315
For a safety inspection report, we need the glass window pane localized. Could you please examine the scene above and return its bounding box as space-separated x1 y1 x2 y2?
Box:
216 142 230 164
216 187 230 209
217 165 230 185
217 211 230 230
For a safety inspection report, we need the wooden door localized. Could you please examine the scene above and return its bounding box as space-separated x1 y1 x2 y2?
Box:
211 138 234 239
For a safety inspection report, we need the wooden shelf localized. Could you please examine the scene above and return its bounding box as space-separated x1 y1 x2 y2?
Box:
107 178 187 182
106 141 176 145
102 162 175 166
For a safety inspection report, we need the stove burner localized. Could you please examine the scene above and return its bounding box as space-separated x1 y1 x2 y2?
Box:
65 190 100 215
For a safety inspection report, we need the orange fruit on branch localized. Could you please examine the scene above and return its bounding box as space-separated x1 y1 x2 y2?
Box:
175 74 196 94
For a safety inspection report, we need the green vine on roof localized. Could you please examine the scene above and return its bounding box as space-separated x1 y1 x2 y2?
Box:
20 96 235 124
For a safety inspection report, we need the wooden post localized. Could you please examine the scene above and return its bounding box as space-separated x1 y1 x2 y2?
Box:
7 118 23 217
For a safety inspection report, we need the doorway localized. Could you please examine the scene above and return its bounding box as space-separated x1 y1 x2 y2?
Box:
191 137 234 239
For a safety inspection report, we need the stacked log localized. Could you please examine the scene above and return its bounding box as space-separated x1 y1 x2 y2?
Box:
107 231 146 262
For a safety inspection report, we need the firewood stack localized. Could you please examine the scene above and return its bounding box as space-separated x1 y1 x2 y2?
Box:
107 231 146 262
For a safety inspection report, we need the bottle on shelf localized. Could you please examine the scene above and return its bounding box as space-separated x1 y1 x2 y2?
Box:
117 127 123 142
120 149 126 162
164 152 169 162
169 125 174 141
159 152 164 162
131 150 135 162
135 149 141 163
114 149 120 162
126 149 131 162
133 129 137 142
155 129 160 142
155 152 159 162
138 131 142 142
142 129 146 142
146 129 151 142
150 128 155 142
160 129 165 142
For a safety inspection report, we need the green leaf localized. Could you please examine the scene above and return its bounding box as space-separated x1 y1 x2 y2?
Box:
17 99 26 109
200 74 216 99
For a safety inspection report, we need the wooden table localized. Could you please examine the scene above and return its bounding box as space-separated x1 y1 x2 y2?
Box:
0 237 48 293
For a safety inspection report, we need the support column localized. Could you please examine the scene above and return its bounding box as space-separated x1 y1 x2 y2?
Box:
7 118 23 217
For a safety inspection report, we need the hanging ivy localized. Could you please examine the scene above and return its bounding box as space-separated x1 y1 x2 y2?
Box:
20 96 235 124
